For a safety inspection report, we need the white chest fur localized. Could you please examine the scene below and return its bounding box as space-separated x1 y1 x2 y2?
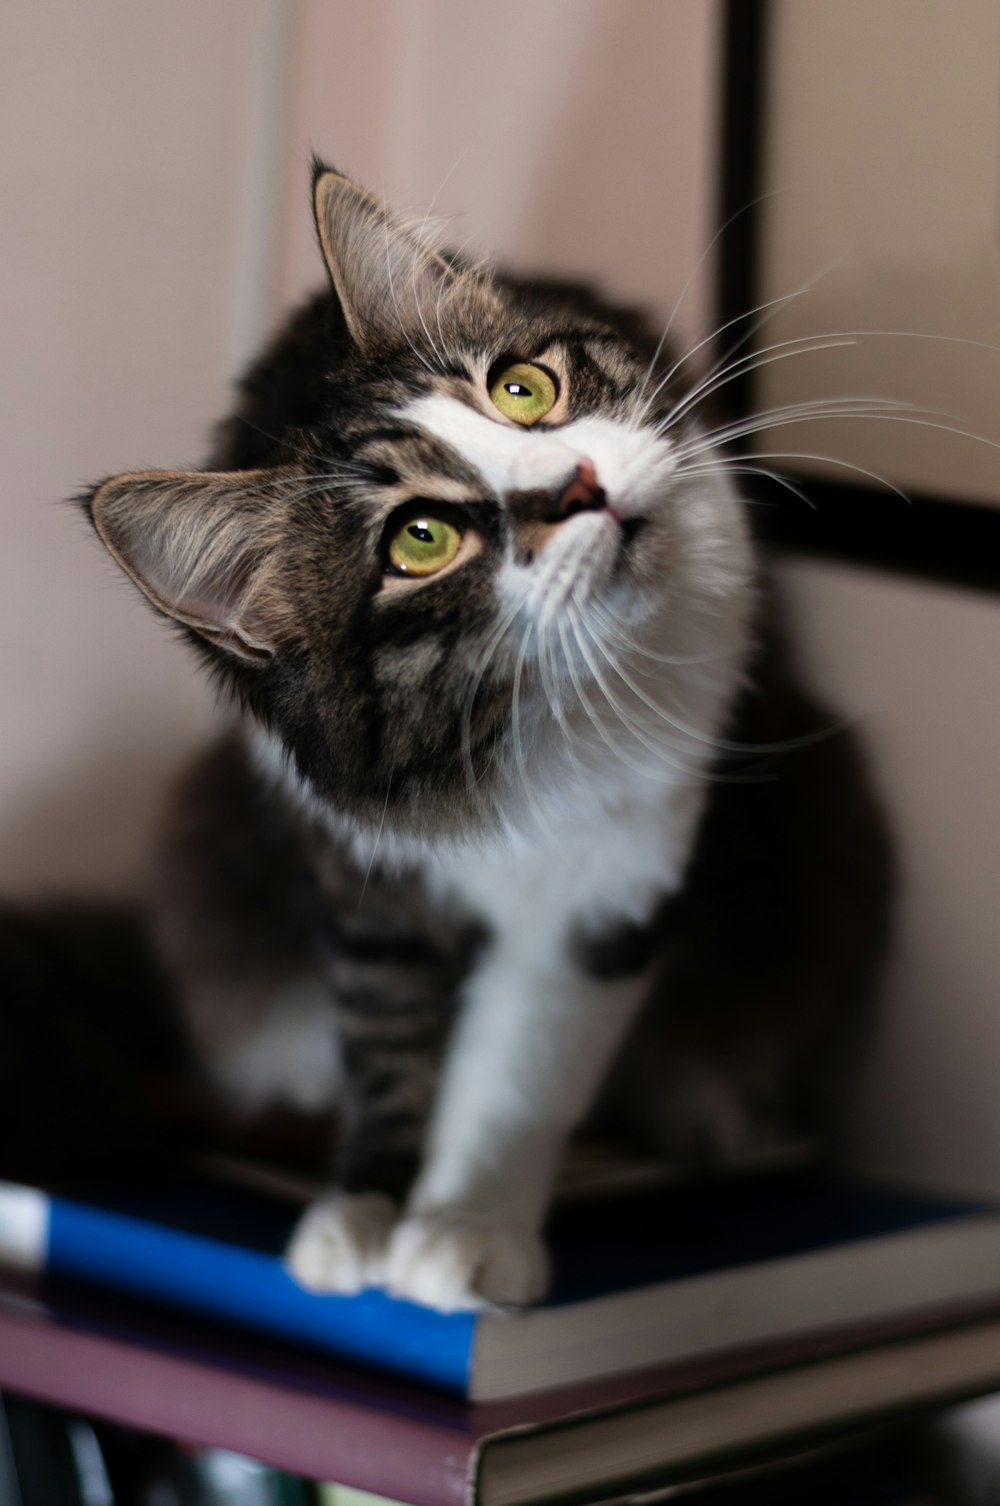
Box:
419 766 704 950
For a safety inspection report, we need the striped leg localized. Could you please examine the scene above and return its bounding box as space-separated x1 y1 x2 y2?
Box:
286 916 462 1293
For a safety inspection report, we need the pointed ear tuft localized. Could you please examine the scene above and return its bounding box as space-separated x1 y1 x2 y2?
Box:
87 469 296 662
312 167 452 351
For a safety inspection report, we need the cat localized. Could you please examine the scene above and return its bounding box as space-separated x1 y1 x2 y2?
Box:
80 162 890 1311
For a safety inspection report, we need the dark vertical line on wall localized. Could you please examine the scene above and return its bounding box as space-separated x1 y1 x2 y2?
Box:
714 0 1000 593
715 0 769 420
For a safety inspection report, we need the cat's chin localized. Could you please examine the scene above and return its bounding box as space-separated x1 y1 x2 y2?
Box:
513 504 645 624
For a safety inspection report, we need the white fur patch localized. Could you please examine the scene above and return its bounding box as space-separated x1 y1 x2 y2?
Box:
400 395 676 519
385 1208 548 1311
255 392 757 1310
424 771 703 935
215 978 342 1113
286 1192 396 1293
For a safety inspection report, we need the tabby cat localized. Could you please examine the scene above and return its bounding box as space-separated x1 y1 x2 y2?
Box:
82 164 888 1310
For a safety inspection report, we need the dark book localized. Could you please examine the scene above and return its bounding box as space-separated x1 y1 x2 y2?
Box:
1 1269 998 1506
2 1169 1000 1400
3 1169 1000 1502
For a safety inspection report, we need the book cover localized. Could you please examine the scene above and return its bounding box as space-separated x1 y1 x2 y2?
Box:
2 1169 1000 1402
3 1270 1000 1506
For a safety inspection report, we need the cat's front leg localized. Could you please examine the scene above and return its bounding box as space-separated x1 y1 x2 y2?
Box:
385 946 650 1310
286 942 457 1294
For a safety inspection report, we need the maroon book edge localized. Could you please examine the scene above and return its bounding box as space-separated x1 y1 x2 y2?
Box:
4 1276 1000 1505
0 1293 473 1506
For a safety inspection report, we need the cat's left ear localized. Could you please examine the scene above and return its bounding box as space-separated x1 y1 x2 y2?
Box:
313 163 452 352
86 468 296 662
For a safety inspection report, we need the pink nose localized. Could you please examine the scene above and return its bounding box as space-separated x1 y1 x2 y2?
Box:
553 460 606 520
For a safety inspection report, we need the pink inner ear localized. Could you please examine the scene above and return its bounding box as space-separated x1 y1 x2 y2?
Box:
314 171 452 349
91 469 287 662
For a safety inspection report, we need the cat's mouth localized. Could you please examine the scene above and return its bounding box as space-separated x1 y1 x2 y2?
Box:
526 503 650 619
577 497 648 557
602 506 650 577
617 514 648 552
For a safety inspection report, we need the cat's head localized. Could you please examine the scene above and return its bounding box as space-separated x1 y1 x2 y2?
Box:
85 164 753 839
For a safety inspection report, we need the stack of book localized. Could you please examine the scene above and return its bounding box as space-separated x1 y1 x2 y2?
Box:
2 1164 1000 1504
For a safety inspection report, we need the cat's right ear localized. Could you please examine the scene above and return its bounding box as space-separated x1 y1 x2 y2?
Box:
312 162 452 352
85 469 296 662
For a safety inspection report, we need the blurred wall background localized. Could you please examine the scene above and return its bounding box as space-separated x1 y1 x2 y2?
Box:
760 0 1000 1194
1 2 998 1197
0 0 719 895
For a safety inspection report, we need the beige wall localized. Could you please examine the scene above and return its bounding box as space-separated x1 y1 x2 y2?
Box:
5 3 996 1198
270 0 720 337
778 560 1000 1197
761 3 1000 1195
0 0 720 896
0 1 271 895
759 0 1000 507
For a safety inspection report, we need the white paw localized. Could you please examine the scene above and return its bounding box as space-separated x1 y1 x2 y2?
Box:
285 1192 397 1294
385 1209 550 1312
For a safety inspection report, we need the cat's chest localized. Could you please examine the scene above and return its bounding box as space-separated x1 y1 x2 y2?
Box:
419 776 703 953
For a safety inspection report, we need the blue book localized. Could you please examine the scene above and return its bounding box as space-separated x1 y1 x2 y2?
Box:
1 1168 999 1401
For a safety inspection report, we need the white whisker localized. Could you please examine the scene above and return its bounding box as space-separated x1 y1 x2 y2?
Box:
568 610 693 766
558 612 674 778
631 188 788 417
358 779 392 907
679 447 914 505
458 588 528 787
589 599 731 667
632 257 843 430
381 212 436 376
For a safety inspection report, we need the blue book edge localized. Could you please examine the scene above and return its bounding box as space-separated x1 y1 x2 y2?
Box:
48 1196 476 1394
1 1168 988 1398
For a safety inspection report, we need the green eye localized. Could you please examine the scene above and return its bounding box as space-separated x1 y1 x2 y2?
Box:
387 515 463 577
489 361 558 425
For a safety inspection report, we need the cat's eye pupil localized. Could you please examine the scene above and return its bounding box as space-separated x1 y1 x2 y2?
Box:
489 361 557 425
386 514 462 578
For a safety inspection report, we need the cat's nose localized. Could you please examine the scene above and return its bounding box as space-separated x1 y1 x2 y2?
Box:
551 460 606 520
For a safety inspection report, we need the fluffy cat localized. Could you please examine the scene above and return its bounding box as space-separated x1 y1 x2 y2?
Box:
81 164 888 1311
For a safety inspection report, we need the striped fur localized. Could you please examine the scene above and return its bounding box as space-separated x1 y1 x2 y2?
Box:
83 165 890 1310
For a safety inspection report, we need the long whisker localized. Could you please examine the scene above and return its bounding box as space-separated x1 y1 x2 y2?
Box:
589 598 733 667
562 610 688 777
509 618 563 844
632 257 843 430
458 589 528 787
655 335 866 431
668 394 924 456
535 609 575 741
678 447 914 505
747 410 1000 457
631 188 788 416
499 615 571 848
410 150 477 373
656 327 1000 436
433 228 484 362
585 608 850 758
381 213 437 376
510 619 532 786
358 778 392 908
673 461 819 510
232 415 326 465
555 613 651 776
568 609 695 765
667 393 916 451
